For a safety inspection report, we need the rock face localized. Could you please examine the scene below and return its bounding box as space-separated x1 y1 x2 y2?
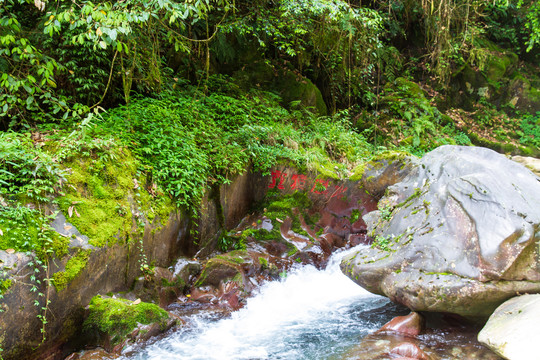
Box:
341 145 540 319
478 294 540 360
0 169 268 360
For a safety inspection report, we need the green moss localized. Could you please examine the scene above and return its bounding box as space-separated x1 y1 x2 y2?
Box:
0 278 12 295
58 156 135 247
349 151 410 182
349 163 366 181
194 257 243 287
525 86 540 103
396 187 423 208
258 257 269 268
375 150 411 163
83 295 169 345
350 209 361 223
393 77 425 98
278 70 327 115
53 249 91 291
215 250 250 264
57 148 175 248
313 162 340 180
264 191 314 232
254 228 281 241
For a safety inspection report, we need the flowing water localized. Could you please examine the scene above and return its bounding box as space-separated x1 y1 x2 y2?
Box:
120 246 408 360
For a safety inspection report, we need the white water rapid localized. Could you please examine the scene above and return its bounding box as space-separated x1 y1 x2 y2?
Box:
122 246 401 360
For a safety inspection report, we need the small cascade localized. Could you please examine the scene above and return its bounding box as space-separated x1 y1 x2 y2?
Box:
121 246 399 360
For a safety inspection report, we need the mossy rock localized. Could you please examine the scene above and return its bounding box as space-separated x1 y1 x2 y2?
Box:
507 74 540 112
263 191 317 236
215 250 252 265
56 148 175 248
475 39 518 83
194 256 244 288
391 77 425 99
277 70 327 115
350 151 413 187
233 62 327 115
83 295 170 346
52 249 91 291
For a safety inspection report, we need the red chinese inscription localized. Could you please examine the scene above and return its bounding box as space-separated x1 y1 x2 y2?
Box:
268 170 288 190
268 171 348 199
330 185 347 198
291 174 307 190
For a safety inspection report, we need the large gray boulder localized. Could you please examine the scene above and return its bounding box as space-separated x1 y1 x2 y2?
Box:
478 294 540 359
341 145 540 319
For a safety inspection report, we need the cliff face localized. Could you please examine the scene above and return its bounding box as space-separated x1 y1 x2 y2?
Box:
0 167 268 360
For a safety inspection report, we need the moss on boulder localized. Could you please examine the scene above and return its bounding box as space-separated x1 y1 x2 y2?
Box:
194 256 245 288
83 295 170 346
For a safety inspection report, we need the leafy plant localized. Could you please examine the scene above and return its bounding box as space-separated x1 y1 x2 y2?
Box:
519 111 540 148
0 132 65 203
371 234 392 252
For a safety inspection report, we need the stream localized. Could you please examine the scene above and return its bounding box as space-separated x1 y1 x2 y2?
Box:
118 246 407 360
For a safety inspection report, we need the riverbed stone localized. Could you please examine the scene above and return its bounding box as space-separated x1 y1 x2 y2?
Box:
341 145 540 319
377 312 425 337
478 294 540 359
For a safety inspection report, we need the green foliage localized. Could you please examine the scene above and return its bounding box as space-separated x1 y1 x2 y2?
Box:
221 0 385 109
99 78 372 210
519 111 540 147
376 78 442 153
350 209 361 223
371 234 392 252
0 278 13 297
84 295 169 344
517 0 540 52
0 0 232 127
0 132 65 203
0 204 68 257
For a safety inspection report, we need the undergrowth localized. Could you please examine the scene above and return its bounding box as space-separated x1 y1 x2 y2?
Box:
98 77 375 211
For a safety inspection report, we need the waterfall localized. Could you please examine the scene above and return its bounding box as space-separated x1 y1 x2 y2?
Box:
122 246 396 360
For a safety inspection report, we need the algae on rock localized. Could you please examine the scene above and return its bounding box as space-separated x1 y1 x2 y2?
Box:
83 295 171 346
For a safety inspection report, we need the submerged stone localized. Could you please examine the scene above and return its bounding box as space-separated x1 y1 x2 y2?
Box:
377 312 425 337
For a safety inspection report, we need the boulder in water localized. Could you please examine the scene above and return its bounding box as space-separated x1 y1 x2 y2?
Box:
341 146 540 319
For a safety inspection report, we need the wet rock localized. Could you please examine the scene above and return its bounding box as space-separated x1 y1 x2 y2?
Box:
194 251 250 288
264 241 290 257
389 342 431 360
64 348 117 360
355 152 417 199
342 146 540 319
171 257 202 289
280 216 312 250
377 312 425 337
342 328 501 360
131 267 184 307
478 294 540 359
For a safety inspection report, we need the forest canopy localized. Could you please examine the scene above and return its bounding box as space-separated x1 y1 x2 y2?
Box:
1 0 539 129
